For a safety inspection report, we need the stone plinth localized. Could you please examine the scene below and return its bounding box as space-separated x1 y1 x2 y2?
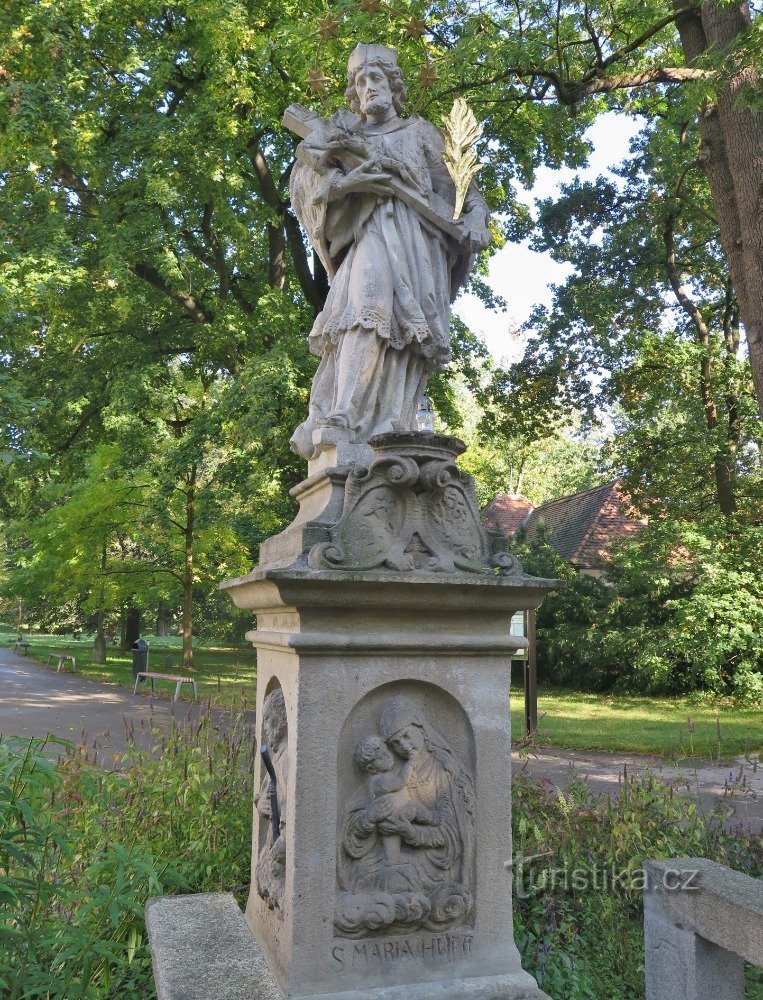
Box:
146 433 556 999
219 564 554 1000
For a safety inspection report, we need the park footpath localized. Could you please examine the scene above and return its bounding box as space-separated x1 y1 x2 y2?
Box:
0 644 254 765
1 645 760 829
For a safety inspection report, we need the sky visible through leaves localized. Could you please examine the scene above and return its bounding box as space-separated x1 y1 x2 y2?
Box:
456 111 641 364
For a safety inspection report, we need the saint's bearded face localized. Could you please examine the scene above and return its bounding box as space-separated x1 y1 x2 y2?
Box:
354 63 394 118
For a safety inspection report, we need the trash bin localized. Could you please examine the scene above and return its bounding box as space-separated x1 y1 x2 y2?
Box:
132 638 149 680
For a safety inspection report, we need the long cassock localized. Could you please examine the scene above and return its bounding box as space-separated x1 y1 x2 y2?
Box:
289 111 488 460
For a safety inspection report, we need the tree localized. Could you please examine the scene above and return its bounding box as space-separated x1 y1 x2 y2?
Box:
512 114 760 523
2 0 759 663
437 0 763 414
518 519 763 701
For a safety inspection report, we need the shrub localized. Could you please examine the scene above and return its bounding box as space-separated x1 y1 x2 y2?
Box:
512 767 761 998
518 522 763 702
0 722 759 998
0 713 255 998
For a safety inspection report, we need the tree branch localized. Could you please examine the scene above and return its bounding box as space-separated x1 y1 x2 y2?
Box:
53 160 98 215
576 66 713 97
132 263 212 323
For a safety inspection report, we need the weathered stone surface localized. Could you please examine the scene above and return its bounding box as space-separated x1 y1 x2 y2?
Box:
643 858 762 1000
218 566 555 999
335 694 476 938
285 44 490 462
255 433 522 577
146 890 551 1000
178 43 557 1000
255 688 289 915
308 433 515 575
145 893 281 1000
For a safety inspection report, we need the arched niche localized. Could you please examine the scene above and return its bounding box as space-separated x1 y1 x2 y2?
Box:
334 680 476 939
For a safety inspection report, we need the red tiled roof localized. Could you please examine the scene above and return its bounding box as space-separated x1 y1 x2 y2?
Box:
522 480 646 568
482 494 534 536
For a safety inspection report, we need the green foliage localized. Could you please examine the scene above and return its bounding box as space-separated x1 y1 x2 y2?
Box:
1 729 759 998
512 769 761 999
519 523 763 702
0 719 255 998
516 116 760 522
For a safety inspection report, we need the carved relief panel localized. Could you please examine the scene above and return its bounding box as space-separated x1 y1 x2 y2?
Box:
255 682 288 916
335 683 475 939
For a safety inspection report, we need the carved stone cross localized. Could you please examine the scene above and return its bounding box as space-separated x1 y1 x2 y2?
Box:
282 103 465 241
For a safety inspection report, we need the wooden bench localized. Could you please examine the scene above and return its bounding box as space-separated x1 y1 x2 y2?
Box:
133 671 198 703
47 653 76 672
13 641 31 655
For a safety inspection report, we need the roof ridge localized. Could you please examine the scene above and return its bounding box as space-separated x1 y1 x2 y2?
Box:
533 478 619 513
487 492 533 504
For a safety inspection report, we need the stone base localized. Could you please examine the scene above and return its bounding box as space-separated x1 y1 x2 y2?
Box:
146 893 551 1000
255 432 522 576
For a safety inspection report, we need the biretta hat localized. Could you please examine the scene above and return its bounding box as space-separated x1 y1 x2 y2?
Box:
347 43 398 78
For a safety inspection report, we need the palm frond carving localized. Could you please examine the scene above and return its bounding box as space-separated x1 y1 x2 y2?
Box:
442 98 483 221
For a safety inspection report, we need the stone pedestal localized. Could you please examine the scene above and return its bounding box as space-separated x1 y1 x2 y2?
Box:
221 565 554 1000
212 431 554 999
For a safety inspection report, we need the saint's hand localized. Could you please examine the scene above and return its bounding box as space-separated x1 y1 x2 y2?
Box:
462 207 492 253
329 162 394 201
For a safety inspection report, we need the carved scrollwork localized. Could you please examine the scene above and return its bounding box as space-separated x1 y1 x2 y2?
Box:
308 433 516 574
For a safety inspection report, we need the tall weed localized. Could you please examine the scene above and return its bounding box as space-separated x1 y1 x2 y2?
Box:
512 767 761 998
0 710 255 998
0 719 758 998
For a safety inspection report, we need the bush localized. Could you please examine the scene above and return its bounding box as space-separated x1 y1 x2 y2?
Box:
519 522 763 702
512 766 760 998
0 714 255 998
0 724 759 998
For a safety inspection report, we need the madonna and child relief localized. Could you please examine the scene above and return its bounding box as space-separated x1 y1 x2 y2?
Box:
335 692 476 939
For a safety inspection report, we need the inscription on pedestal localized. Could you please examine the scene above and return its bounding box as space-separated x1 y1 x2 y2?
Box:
331 930 476 971
335 690 475 939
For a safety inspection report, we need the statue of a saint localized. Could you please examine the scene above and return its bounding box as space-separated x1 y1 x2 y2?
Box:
288 43 490 460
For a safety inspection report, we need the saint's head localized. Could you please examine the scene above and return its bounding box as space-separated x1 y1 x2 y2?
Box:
345 43 407 121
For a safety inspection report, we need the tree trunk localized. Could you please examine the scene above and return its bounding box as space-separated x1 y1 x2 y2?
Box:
268 219 286 290
664 212 737 515
92 539 107 664
313 250 329 307
123 606 142 651
674 0 763 416
181 466 196 670
155 603 169 637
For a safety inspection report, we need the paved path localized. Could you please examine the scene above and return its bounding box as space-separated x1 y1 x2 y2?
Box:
1 647 759 829
516 746 761 831
0 646 251 765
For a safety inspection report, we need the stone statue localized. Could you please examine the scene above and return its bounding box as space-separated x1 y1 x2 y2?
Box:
288 43 490 460
335 695 475 938
255 687 288 913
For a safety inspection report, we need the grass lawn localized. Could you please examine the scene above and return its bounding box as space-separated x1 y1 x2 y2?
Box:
512 687 762 759
3 629 760 758
1 629 257 710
